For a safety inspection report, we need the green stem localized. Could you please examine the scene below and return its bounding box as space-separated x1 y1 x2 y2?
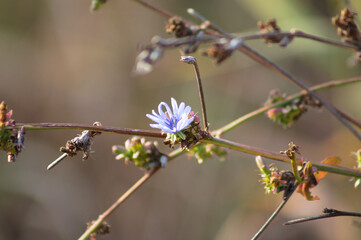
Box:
213 77 361 136
202 137 361 178
77 147 184 240
77 167 159 240
290 153 304 183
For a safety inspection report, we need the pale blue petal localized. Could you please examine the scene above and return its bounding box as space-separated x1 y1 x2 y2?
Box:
176 119 187 131
178 102 185 115
171 98 178 116
149 123 162 129
178 116 194 131
146 114 166 125
159 102 173 120
183 106 192 116
158 102 167 119
160 125 175 133
148 98 193 134
152 110 161 118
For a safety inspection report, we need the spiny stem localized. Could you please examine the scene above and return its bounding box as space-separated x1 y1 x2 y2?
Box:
180 56 209 131
15 123 166 138
251 183 299 240
213 77 361 136
284 208 361 225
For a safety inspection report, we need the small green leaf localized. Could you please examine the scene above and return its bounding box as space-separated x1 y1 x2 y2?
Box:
177 131 186 140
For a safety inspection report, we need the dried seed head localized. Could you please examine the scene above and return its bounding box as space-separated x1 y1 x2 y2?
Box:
166 17 195 38
258 19 293 47
332 8 361 42
203 42 233 64
60 122 102 160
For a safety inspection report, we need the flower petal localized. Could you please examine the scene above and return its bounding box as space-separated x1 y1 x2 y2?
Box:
158 102 167 119
183 106 192 116
171 98 178 116
147 98 193 134
146 114 166 125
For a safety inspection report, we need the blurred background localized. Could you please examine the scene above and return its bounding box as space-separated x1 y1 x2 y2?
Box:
0 0 360 239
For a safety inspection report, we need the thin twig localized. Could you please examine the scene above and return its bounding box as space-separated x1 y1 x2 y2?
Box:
78 147 185 240
15 123 166 138
213 77 361 136
251 183 299 240
187 8 361 141
241 31 358 50
330 104 361 129
78 166 160 240
47 153 68 170
284 208 361 225
237 44 361 141
132 0 173 18
180 56 209 131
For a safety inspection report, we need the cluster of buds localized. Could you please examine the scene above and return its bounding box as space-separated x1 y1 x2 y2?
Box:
332 8 361 45
257 19 293 47
255 156 295 197
166 17 196 38
87 221 110 240
189 143 227 164
350 149 361 188
203 38 243 64
112 137 167 169
165 16 202 53
296 161 320 200
133 46 164 75
265 90 322 128
0 101 24 162
280 142 321 200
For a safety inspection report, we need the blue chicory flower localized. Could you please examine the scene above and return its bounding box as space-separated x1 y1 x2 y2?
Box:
146 98 194 134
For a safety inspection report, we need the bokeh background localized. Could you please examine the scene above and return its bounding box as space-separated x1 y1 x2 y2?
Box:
0 0 361 239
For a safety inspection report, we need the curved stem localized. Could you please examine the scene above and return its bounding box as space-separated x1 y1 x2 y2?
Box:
180 56 209 131
213 77 361 136
236 44 361 141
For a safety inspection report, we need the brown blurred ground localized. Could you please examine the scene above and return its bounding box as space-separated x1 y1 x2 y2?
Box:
0 0 360 239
